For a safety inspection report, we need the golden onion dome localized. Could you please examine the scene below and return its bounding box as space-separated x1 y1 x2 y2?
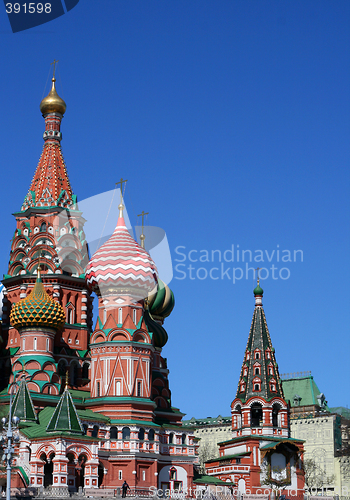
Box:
40 77 66 115
10 270 65 331
147 279 175 320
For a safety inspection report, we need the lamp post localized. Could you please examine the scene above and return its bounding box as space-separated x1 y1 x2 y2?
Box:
1 387 20 500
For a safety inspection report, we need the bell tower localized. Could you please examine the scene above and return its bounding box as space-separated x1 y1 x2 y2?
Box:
231 281 289 438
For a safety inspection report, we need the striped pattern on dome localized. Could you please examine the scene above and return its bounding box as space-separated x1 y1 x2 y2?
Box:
85 216 158 296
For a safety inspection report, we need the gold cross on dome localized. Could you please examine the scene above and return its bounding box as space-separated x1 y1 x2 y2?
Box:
51 59 59 78
137 211 149 230
116 178 128 202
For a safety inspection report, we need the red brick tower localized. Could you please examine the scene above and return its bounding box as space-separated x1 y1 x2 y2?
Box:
1 77 93 400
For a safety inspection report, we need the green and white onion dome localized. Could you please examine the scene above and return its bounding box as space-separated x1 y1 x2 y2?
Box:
147 279 175 320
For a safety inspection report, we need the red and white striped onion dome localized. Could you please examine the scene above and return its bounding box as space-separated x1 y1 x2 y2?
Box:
85 209 158 299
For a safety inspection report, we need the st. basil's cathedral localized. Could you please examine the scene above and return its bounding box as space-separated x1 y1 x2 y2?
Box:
0 75 197 493
0 73 305 496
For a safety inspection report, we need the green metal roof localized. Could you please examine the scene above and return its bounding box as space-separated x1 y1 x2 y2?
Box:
282 375 330 410
46 388 84 434
205 452 251 463
193 475 235 485
182 415 231 427
12 379 37 423
330 407 350 419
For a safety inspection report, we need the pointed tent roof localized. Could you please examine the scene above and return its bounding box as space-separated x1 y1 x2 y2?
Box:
236 286 284 403
21 77 75 212
46 387 84 434
11 378 37 423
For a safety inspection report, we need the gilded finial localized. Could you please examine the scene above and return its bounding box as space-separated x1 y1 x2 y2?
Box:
116 178 127 218
256 267 260 286
40 62 66 116
137 211 149 249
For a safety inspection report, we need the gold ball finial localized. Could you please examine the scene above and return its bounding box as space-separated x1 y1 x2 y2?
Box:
40 77 67 116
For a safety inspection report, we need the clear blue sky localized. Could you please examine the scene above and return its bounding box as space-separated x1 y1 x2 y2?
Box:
0 1 349 417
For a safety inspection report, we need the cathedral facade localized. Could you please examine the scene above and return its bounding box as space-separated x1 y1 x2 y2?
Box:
0 76 196 493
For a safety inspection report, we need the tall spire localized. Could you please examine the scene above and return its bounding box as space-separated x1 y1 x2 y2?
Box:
21 68 74 212
236 284 284 403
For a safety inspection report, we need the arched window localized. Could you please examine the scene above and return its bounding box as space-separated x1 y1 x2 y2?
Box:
118 308 122 324
236 404 242 429
169 468 177 480
92 425 99 438
133 309 137 324
255 351 260 359
110 427 118 440
169 433 174 444
33 337 37 351
255 367 260 375
138 428 145 441
70 363 78 386
46 338 50 352
22 338 25 351
116 380 121 396
103 309 107 323
137 381 142 397
40 222 47 232
82 424 88 436
97 381 100 397
66 306 75 324
148 429 155 441
181 433 186 445
250 403 262 427
82 363 89 379
254 384 260 391
122 427 130 440
272 404 280 427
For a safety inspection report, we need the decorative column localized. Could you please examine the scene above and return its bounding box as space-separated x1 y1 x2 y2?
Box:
52 452 69 490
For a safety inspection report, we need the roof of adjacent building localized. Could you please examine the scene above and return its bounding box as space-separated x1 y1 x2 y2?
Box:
330 407 350 419
182 415 231 427
281 375 330 411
